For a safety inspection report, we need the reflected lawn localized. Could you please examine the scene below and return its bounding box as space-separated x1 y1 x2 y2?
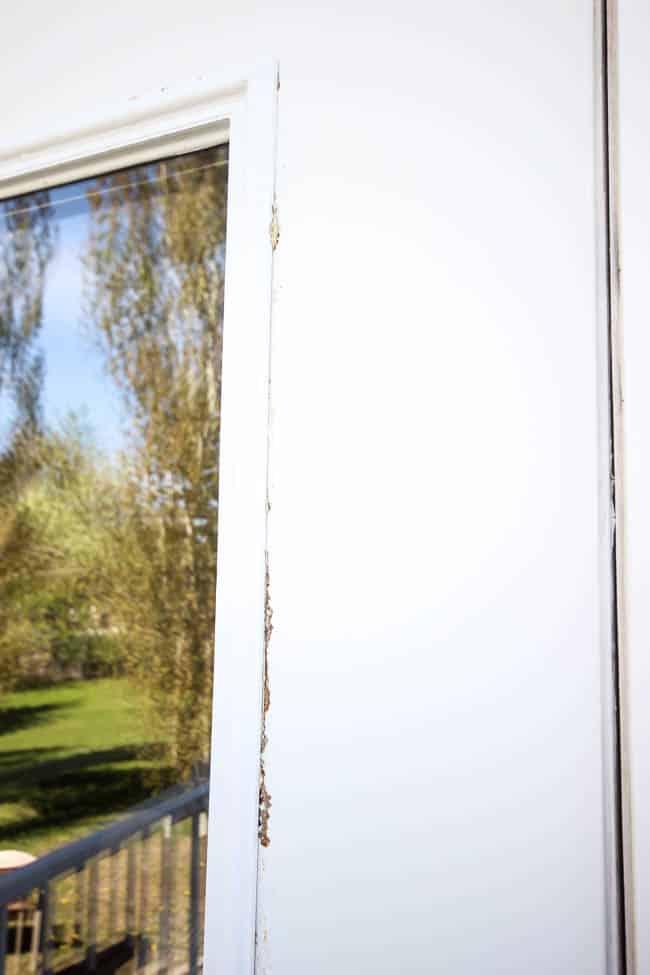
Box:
0 679 166 855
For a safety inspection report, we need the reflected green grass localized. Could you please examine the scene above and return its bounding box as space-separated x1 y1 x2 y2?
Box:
0 679 165 855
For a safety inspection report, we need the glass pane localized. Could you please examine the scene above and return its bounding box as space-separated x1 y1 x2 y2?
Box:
0 143 228 975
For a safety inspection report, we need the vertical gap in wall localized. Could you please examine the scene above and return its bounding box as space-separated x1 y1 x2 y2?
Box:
600 0 628 972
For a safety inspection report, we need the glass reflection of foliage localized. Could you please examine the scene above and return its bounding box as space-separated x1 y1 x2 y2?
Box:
83 147 228 779
0 421 119 694
0 191 59 694
0 192 55 432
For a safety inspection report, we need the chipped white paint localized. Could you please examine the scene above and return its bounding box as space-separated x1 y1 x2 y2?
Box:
0 58 277 975
269 205 280 251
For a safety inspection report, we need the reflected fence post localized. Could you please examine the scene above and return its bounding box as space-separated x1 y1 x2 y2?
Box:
0 781 208 975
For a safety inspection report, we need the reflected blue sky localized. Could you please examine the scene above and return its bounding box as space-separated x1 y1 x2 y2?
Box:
0 185 124 455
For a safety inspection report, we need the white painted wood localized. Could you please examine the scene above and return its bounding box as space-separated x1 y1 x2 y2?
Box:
259 5 610 973
593 2 627 971
0 4 617 973
0 73 241 196
0 60 277 975
613 1 650 972
202 63 277 975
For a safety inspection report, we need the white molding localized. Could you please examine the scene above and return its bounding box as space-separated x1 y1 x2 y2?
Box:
204 62 278 975
0 60 278 975
0 65 266 197
0 114 231 198
593 2 628 973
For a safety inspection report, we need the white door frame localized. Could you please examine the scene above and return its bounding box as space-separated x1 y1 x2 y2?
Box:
610 0 650 970
0 60 279 975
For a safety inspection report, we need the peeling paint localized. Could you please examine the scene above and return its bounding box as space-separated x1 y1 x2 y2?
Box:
269 205 280 252
263 560 273 714
258 556 273 848
258 765 272 848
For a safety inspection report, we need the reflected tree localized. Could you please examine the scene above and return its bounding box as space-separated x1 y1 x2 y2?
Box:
0 192 55 433
0 193 57 690
0 420 121 691
83 149 228 778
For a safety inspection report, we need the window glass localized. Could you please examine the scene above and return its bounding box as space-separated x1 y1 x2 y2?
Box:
0 143 228 975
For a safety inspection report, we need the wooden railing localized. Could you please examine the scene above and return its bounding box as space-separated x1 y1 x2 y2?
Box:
0 782 209 975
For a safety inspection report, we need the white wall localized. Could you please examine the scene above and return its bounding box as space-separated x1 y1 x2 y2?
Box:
1 3 613 972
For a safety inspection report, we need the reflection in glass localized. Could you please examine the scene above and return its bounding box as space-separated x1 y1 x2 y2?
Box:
0 144 228 975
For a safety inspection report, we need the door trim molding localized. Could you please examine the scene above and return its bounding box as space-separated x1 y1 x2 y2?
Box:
594 2 631 972
0 60 279 975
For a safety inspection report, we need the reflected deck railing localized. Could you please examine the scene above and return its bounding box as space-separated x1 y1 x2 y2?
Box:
0 781 209 975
